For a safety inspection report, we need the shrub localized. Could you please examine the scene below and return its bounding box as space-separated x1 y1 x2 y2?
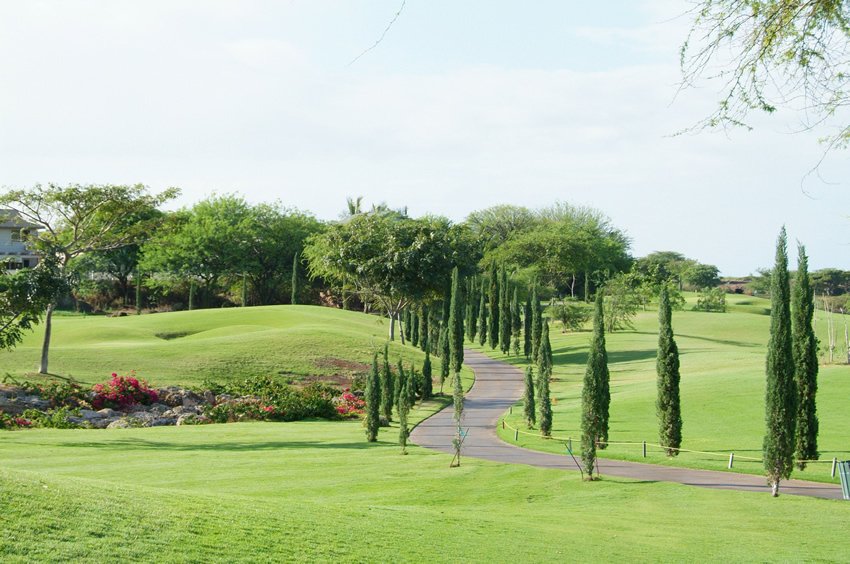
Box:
0 411 32 430
203 377 341 422
204 398 279 423
693 287 727 313
22 407 84 429
21 380 88 408
548 301 591 333
92 373 159 410
334 388 366 417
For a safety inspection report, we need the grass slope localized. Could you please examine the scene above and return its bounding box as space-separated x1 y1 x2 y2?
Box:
2 422 849 562
1 305 466 389
486 294 850 483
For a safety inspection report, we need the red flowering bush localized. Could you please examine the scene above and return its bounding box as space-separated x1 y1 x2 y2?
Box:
334 388 365 417
91 373 159 410
205 398 281 423
0 411 32 430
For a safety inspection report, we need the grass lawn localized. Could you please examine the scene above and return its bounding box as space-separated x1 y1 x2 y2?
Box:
2 421 850 562
1 305 470 389
485 293 850 483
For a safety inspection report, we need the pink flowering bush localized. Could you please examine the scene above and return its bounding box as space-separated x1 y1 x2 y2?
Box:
91 372 159 410
205 398 281 423
0 411 32 430
334 389 365 417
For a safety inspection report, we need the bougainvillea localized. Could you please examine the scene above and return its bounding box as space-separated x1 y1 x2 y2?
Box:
334 389 365 417
91 373 159 410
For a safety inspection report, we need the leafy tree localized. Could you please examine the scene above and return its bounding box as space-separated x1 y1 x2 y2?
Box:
693 287 727 312
304 212 478 340
365 353 381 442
380 343 394 423
465 204 539 253
549 301 591 332
764 227 797 497
810 268 850 296
682 0 850 148
0 183 178 374
477 285 488 346
499 266 511 354
793 244 819 470
684 263 721 290
422 350 433 400
601 271 643 332
656 286 683 456
488 262 499 349
523 366 536 428
581 293 610 478
0 257 65 351
523 296 532 358
537 320 553 437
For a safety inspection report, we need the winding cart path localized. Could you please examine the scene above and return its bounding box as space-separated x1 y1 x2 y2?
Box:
410 348 843 500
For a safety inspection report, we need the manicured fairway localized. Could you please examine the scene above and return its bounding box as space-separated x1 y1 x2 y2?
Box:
1 305 461 388
2 422 849 562
487 294 850 483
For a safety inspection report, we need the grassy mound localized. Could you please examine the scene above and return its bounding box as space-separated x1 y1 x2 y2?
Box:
3 305 450 388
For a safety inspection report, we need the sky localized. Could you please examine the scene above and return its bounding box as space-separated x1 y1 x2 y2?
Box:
1 0 849 276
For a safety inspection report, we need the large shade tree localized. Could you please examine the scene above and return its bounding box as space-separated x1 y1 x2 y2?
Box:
0 183 177 373
304 212 478 340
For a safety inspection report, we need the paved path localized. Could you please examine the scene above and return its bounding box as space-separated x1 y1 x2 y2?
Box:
410 348 843 500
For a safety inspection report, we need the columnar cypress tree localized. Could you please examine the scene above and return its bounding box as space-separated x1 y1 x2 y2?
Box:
440 328 450 392
449 266 465 374
499 266 511 354
395 359 407 414
598 294 611 449
469 276 479 342
531 286 542 362
408 363 418 406
581 293 609 477
477 288 488 346
403 309 413 343
523 296 532 359
365 353 381 442
488 262 500 349
656 286 682 456
422 350 433 400
398 374 410 454
429 305 442 357
764 227 797 497
523 366 536 428
411 309 420 348
465 278 475 342
380 343 394 423
793 243 819 470
419 305 429 352
511 287 521 356
537 320 553 437
291 252 299 305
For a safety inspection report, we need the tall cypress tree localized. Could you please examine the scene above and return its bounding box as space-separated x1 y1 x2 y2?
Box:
465 278 475 342
419 305 429 352
488 262 500 349
581 293 609 477
656 286 682 456
411 309 420 348
537 320 553 437
764 227 797 497
531 286 543 362
793 243 819 469
291 252 299 305
523 366 536 428
365 353 381 442
499 266 511 354
511 287 521 356
380 343 394 423
408 362 419 406
403 309 413 343
477 287 488 346
598 294 611 449
395 359 407 414
440 328 450 392
449 266 465 375
469 276 480 342
398 374 410 454
523 296 532 359
422 350 433 400
429 305 442 357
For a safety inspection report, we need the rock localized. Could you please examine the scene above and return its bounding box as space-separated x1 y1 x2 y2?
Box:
106 419 131 429
79 409 103 420
180 391 203 407
91 417 119 429
203 390 216 405
151 417 177 427
176 413 209 426
130 411 156 422
97 408 120 418
148 403 170 415
67 416 87 426
172 405 201 416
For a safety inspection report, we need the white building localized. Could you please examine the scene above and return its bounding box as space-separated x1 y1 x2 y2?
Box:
0 209 40 270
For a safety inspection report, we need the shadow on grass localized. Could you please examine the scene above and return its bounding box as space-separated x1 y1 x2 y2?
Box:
55 438 378 452
633 331 762 349
552 349 658 366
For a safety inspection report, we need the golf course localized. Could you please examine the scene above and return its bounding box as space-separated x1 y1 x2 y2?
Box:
2 300 849 561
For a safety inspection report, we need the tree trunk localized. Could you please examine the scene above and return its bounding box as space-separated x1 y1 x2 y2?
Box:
398 312 406 345
39 303 54 374
388 313 396 341
570 274 576 299
771 480 779 497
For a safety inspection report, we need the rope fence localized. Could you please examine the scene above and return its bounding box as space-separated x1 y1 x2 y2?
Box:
500 416 842 478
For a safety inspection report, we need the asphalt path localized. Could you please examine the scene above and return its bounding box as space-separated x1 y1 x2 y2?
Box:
410 348 843 500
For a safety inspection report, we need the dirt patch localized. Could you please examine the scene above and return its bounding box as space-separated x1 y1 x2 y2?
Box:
314 357 370 374
154 331 197 340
